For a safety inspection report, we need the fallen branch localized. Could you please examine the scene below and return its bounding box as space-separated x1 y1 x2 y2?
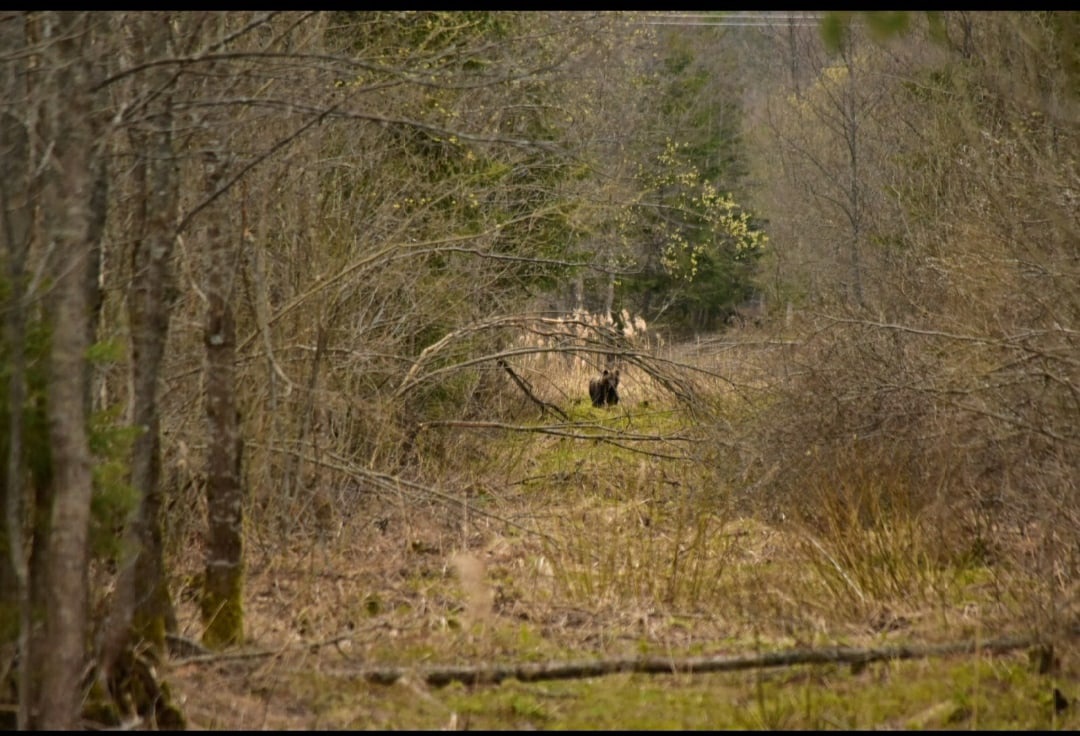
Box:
166 633 211 659
497 358 569 421
169 633 352 666
170 646 280 666
348 631 1066 688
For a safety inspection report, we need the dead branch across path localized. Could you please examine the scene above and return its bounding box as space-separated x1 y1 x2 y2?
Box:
349 632 1063 688
497 358 569 421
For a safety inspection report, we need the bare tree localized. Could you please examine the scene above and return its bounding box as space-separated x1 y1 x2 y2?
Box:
99 10 181 687
750 19 897 310
0 11 34 730
35 11 109 729
198 142 246 646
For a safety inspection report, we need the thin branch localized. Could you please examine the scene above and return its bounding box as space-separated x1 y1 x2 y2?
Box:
248 442 557 543
94 43 578 95
415 420 695 460
177 101 342 234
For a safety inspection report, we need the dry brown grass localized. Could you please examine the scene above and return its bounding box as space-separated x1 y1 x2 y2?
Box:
164 318 1079 729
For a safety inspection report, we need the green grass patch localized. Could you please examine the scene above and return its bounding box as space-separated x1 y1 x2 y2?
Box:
430 652 1077 730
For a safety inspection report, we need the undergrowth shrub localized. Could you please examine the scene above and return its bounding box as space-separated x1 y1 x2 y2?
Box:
722 306 1079 630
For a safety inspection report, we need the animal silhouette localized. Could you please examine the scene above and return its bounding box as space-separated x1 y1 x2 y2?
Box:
588 368 620 408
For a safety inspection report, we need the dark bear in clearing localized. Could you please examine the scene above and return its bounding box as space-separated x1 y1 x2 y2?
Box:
588 368 620 408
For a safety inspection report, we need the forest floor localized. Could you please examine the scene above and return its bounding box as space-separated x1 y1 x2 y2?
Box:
164 343 1080 730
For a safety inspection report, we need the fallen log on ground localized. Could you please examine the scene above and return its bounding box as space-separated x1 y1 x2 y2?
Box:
346 630 1074 688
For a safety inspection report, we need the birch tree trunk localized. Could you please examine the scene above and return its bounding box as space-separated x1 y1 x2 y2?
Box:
201 149 245 648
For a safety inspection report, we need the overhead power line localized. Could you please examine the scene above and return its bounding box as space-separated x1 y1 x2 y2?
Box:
637 12 823 28
642 13 823 18
641 22 819 27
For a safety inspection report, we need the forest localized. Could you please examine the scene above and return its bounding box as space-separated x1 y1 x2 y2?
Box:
1 11 1077 729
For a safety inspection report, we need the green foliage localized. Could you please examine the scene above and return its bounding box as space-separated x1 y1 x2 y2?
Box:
0 297 52 624
0 308 53 498
0 272 141 549
862 12 911 41
821 11 923 52
608 28 767 334
88 404 141 561
327 11 516 62
1052 11 1080 98
620 139 767 333
86 337 126 365
925 11 948 44
2 309 139 565
1 309 140 697
654 36 746 183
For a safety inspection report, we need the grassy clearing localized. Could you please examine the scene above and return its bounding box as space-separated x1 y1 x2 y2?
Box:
168 336 1079 729
187 653 1069 730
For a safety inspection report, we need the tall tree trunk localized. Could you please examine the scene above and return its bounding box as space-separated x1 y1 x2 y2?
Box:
36 12 101 728
100 11 179 682
0 15 33 729
1 12 59 729
840 36 865 309
201 150 246 648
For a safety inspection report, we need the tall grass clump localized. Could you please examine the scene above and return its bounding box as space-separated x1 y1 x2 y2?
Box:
540 457 739 614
